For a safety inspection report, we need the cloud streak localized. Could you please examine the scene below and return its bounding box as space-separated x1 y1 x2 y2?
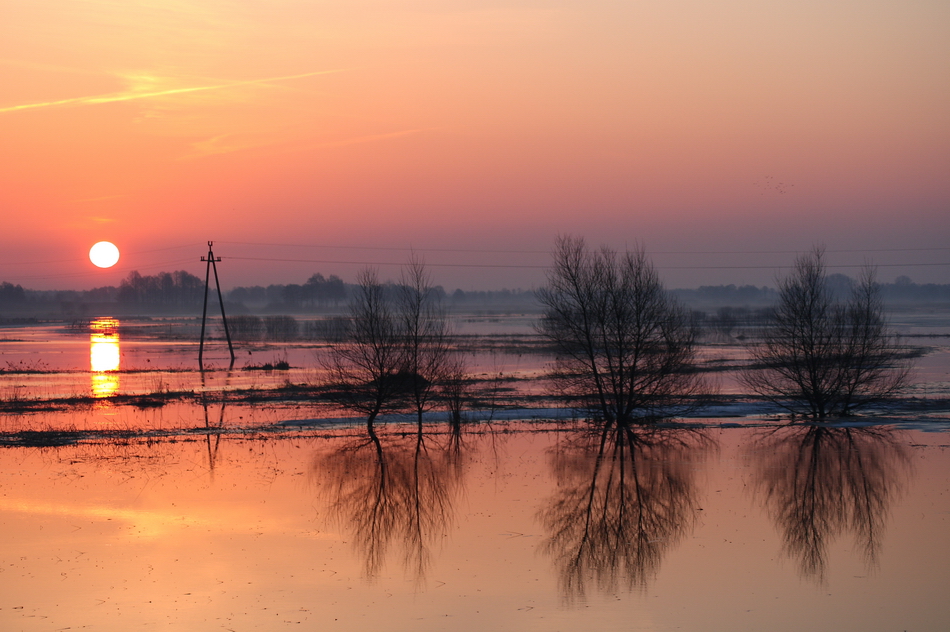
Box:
0 69 344 114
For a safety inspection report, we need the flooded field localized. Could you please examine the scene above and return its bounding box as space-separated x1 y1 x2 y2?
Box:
3 313 949 408
1 421 949 631
1 314 950 630
0 316 545 405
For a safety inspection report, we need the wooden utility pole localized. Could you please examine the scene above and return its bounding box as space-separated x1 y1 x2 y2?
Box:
198 241 235 368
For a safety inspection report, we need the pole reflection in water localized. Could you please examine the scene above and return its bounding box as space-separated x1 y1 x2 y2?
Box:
747 424 913 583
200 369 230 478
312 426 464 583
89 318 120 398
538 424 714 603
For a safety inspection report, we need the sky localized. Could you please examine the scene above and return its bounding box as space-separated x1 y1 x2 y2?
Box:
1 0 948 291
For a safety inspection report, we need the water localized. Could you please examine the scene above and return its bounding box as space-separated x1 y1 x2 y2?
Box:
1 315 949 630
0 422 947 631
0 316 543 405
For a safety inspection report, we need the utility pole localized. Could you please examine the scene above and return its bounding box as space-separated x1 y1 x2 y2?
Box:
199 241 235 368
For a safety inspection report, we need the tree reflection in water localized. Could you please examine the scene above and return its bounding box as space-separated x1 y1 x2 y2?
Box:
748 425 913 583
538 425 713 602
312 426 464 582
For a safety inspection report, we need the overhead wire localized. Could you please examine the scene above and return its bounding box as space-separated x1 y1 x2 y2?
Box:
6 257 198 282
2 240 947 285
224 255 950 271
217 240 950 257
0 243 203 268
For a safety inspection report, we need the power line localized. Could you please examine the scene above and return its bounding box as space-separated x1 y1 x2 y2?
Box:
218 240 949 257
0 243 202 267
3 257 197 281
225 255 950 271
3 242 948 285
227 256 544 269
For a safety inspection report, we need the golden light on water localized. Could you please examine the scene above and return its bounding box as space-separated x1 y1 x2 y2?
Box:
90 318 120 397
90 337 119 372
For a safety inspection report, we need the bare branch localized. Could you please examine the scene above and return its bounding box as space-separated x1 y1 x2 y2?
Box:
740 249 913 419
537 235 705 426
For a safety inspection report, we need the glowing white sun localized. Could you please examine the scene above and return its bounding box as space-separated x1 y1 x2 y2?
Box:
89 241 120 268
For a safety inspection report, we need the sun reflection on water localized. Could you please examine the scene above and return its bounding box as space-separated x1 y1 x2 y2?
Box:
90 318 119 397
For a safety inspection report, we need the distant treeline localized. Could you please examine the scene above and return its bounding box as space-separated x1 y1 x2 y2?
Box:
0 271 207 316
672 284 779 306
223 276 539 312
1 272 948 317
674 274 950 306
117 270 205 308
226 273 348 310
0 271 539 315
879 275 950 303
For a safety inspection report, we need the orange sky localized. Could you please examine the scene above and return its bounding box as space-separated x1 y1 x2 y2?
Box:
1 0 948 290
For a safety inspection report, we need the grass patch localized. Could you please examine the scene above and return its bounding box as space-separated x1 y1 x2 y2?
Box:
243 359 291 371
0 429 85 447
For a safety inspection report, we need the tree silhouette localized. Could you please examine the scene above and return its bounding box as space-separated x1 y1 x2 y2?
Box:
537 235 704 426
321 268 408 430
117 270 204 309
322 261 464 430
398 255 454 429
740 248 913 419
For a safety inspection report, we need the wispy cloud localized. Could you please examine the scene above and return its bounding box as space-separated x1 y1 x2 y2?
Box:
0 69 344 114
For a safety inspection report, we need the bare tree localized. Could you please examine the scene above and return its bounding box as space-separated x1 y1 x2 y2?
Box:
740 248 912 419
536 235 704 426
321 268 407 430
397 255 453 429
322 260 463 430
441 353 471 430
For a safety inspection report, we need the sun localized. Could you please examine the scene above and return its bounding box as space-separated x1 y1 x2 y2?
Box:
89 241 120 268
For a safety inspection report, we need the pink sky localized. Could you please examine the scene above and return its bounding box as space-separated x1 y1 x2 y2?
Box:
1 0 948 291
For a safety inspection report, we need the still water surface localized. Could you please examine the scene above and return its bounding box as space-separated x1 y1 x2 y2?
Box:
0 317 542 404
2 316 949 630
1 421 948 631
